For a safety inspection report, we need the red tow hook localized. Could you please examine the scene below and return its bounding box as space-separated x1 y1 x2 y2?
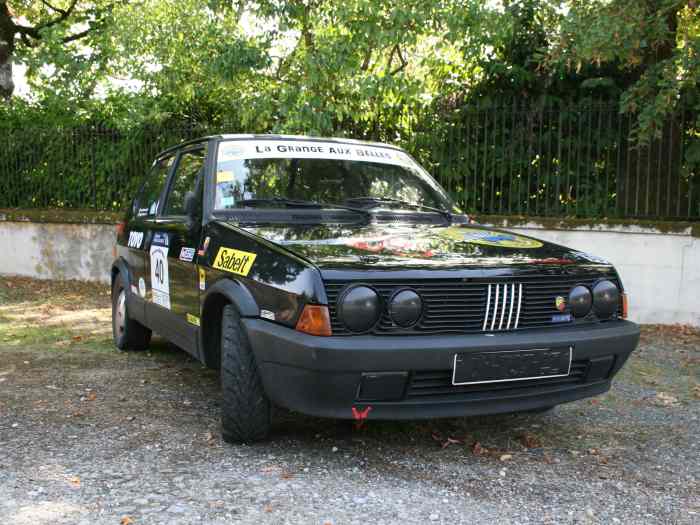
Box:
351 405 372 429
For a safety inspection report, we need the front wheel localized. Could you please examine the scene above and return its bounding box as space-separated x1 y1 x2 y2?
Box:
112 280 151 351
220 304 271 443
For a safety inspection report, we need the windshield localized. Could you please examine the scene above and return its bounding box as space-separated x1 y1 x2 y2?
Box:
213 139 455 214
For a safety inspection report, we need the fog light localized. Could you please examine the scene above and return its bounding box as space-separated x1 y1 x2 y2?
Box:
389 289 422 327
338 285 380 332
592 280 620 319
568 285 592 318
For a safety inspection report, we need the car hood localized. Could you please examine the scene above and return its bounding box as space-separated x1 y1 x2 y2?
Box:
238 222 611 270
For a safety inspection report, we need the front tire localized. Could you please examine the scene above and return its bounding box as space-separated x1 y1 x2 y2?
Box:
220 304 271 443
112 280 151 351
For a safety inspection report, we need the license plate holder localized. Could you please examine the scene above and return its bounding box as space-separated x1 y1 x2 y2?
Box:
452 346 573 386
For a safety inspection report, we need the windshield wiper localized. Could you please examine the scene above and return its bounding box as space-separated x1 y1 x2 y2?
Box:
344 196 452 223
237 197 323 208
237 198 371 220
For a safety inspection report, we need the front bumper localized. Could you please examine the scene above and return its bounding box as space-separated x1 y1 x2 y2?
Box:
244 319 640 420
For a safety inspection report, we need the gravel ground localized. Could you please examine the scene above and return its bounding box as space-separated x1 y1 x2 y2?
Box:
0 277 698 525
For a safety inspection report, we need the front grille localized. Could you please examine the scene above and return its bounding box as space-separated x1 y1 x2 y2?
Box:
407 360 590 398
324 268 620 336
483 282 523 331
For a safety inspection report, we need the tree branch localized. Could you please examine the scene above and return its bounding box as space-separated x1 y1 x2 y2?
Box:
40 0 69 16
36 0 78 30
360 48 372 71
62 27 91 43
390 45 407 76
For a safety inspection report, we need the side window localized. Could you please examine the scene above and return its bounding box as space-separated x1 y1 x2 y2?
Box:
163 148 207 216
134 156 174 217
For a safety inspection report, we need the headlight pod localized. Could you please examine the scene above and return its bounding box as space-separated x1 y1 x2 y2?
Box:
592 280 620 319
338 285 381 332
388 289 422 327
568 285 592 318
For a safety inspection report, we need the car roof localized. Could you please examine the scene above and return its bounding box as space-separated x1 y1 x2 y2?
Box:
155 133 405 159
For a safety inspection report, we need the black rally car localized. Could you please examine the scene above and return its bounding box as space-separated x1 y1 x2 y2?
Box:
111 134 640 443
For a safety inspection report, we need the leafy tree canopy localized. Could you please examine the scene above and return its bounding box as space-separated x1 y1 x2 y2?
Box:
1 0 698 142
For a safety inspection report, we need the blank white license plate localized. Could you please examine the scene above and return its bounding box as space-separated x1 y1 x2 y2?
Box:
452 346 573 386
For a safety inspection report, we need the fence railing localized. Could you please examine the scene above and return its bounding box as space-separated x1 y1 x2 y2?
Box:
1 102 698 219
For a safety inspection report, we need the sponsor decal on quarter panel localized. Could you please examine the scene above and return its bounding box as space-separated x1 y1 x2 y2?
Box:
212 247 257 276
179 247 195 262
127 231 144 248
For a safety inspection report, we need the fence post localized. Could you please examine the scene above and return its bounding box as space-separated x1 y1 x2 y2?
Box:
91 125 97 209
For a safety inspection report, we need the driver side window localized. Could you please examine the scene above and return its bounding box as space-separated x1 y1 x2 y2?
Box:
163 148 207 216
133 156 174 218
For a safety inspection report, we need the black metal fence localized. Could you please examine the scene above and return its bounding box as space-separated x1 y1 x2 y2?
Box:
1 102 698 219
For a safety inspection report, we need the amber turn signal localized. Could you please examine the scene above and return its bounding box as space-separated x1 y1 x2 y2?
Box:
295 305 332 336
621 292 628 319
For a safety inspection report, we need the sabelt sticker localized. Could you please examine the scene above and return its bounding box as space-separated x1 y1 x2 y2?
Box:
186 313 200 326
198 267 206 290
179 247 195 262
217 139 415 168
212 247 257 276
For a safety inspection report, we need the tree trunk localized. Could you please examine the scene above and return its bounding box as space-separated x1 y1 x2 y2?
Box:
0 2 15 100
0 39 13 100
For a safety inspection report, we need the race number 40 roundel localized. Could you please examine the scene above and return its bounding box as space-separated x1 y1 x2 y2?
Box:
150 244 171 309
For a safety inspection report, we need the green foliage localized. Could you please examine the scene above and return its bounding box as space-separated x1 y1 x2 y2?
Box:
1 0 699 217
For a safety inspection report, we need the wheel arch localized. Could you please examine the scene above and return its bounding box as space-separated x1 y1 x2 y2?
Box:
200 278 259 369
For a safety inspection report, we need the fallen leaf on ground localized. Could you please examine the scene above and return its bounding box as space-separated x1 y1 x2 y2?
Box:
68 476 81 487
500 454 513 462
692 385 700 399
653 392 679 406
120 517 134 525
430 430 465 448
86 391 97 401
519 433 542 449
472 441 487 456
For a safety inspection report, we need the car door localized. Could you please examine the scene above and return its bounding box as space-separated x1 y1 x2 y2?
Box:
145 145 207 355
125 154 175 321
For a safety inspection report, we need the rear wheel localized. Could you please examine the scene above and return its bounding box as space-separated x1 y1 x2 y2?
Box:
220 304 271 443
112 280 151 351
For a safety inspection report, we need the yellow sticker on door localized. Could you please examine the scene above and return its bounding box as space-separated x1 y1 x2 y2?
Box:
212 247 257 276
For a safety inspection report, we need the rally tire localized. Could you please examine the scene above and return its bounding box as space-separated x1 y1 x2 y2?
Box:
220 304 271 443
112 280 151 351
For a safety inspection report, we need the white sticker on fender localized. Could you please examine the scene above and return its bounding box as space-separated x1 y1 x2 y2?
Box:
150 244 170 309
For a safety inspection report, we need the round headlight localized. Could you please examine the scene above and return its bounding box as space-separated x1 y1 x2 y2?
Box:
592 280 619 318
389 289 422 327
338 285 380 332
568 285 592 318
